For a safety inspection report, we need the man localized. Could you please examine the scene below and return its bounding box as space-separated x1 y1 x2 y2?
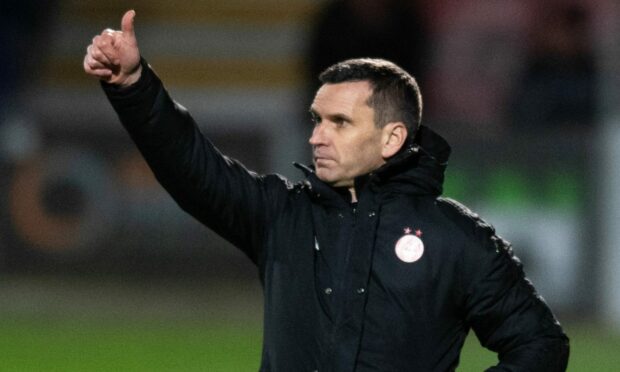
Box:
84 10 569 371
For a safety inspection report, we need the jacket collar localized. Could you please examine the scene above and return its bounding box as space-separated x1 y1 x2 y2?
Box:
371 125 451 196
294 125 451 200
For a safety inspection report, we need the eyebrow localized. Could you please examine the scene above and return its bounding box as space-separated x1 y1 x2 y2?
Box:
330 113 353 122
309 108 353 123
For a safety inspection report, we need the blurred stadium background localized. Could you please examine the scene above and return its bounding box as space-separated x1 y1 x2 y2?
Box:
1 0 619 370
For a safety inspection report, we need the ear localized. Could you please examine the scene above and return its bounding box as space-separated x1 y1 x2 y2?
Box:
381 122 408 159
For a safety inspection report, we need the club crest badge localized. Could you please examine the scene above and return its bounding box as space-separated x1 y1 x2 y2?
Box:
395 227 424 263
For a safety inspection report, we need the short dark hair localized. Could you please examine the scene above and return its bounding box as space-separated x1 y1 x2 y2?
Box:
319 58 422 136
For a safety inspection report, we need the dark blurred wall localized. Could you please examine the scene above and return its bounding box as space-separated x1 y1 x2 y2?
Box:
0 1 56 120
509 2 597 133
306 0 429 93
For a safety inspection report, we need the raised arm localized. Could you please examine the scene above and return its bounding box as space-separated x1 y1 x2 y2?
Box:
83 11 288 265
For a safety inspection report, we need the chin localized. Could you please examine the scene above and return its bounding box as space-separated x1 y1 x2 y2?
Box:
316 169 336 184
315 169 331 182
315 169 353 188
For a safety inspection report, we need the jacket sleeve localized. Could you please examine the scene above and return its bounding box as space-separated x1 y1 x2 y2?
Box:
460 219 570 371
101 59 285 265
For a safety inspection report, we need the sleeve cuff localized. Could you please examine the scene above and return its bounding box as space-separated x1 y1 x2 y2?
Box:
100 58 162 129
101 57 156 99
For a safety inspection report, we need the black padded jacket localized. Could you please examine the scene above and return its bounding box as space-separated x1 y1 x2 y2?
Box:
103 60 569 372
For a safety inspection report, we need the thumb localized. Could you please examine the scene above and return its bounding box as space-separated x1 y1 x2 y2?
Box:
121 9 136 40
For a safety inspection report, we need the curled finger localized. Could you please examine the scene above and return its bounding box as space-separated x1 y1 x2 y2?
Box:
86 54 107 70
94 33 119 65
84 60 113 79
83 54 111 77
89 40 113 65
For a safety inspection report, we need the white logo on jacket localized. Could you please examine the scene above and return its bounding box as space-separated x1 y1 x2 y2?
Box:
395 227 424 263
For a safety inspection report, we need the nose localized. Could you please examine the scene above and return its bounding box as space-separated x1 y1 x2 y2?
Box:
309 123 325 146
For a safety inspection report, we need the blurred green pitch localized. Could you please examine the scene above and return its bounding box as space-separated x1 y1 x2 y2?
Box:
0 319 618 371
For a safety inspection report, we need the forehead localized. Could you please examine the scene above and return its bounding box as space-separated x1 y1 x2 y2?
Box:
311 81 373 115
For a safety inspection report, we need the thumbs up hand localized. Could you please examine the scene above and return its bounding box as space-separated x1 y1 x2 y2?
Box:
83 10 142 87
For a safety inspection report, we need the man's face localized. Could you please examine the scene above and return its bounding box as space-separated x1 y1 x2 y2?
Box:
309 81 386 188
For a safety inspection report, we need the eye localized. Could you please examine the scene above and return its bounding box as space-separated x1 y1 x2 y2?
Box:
333 116 348 127
310 112 321 125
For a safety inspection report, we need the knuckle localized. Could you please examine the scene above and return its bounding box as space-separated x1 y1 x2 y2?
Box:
91 47 104 59
95 37 108 48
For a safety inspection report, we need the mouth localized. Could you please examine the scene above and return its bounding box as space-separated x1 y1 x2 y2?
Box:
313 155 332 165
